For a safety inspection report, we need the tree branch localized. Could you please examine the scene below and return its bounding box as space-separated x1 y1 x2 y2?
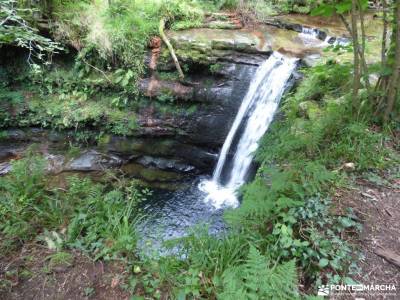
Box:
159 18 184 80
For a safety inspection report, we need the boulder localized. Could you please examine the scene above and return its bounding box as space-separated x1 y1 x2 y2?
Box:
0 162 11 176
136 156 196 173
65 150 123 172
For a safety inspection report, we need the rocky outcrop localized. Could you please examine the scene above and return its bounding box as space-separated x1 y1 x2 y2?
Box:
156 28 272 69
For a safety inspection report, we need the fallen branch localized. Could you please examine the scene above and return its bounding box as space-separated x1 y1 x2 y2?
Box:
159 18 184 80
82 58 112 84
374 247 400 268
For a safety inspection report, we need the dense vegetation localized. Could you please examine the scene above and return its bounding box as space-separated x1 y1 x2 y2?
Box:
1 0 399 299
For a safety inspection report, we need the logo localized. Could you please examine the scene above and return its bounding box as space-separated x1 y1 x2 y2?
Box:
317 285 330 296
317 284 397 297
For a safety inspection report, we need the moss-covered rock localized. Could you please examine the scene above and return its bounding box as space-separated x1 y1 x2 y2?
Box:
298 101 322 120
158 28 272 67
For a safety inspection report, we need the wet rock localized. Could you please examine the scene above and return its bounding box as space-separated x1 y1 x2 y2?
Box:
0 162 12 176
48 131 69 143
99 136 217 171
335 37 350 46
45 154 65 174
264 18 303 32
315 29 327 41
302 53 321 67
139 78 194 101
325 36 336 44
4 129 26 141
264 17 349 45
0 148 17 162
136 156 196 173
65 150 123 172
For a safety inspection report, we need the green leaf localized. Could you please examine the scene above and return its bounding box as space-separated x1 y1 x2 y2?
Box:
319 258 329 268
335 1 352 14
311 5 335 17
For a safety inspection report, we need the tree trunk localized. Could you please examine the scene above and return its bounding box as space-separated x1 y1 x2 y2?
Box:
358 0 371 94
381 0 388 65
384 0 400 121
351 0 361 110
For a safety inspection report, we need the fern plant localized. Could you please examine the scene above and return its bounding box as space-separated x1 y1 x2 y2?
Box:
218 246 299 300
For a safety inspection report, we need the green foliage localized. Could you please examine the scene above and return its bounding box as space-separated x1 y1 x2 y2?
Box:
311 0 368 17
223 61 397 293
218 246 298 300
0 152 147 261
66 178 148 260
0 61 139 134
175 227 248 278
0 153 47 246
215 0 321 18
259 62 392 171
46 251 74 270
209 63 223 74
0 0 62 64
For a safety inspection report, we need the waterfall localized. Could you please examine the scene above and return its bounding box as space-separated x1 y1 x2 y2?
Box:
199 52 298 209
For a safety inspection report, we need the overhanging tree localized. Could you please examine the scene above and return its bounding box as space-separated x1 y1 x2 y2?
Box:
0 0 62 65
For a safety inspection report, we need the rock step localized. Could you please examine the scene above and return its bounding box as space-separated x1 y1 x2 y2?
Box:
203 12 243 30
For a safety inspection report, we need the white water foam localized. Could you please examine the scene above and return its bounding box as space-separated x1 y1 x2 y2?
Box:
199 52 298 209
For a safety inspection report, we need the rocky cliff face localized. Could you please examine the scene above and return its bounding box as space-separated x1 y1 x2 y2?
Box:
128 28 276 174
1 20 330 184
0 29 268 184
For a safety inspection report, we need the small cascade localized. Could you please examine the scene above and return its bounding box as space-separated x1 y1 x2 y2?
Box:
299 27 322 46
300 26 350 47
199 52 298 209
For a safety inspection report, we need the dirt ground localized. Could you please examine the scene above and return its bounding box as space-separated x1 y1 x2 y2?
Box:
0 246 131 300
332 169 400 300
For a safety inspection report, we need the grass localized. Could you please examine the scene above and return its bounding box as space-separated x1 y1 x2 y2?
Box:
47 252 74 270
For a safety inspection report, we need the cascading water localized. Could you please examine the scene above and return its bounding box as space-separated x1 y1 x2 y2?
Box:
199 52 298 209
299 26 350 47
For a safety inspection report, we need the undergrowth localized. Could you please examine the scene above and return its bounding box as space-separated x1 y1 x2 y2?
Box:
0 151 147 260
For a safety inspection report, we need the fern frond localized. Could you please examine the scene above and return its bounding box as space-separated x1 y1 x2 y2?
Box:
218 245 299 300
